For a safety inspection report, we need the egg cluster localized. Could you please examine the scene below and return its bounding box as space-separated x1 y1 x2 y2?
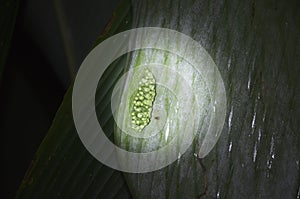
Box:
131 69 156 131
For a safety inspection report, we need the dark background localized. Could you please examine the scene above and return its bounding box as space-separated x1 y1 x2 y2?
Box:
0 0 118 198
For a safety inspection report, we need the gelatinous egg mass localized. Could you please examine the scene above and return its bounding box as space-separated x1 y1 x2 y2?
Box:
131 69 156 131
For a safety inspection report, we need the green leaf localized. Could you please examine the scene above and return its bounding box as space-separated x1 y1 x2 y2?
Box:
116 0 300 198
0 0 19 83
17 0 300 199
